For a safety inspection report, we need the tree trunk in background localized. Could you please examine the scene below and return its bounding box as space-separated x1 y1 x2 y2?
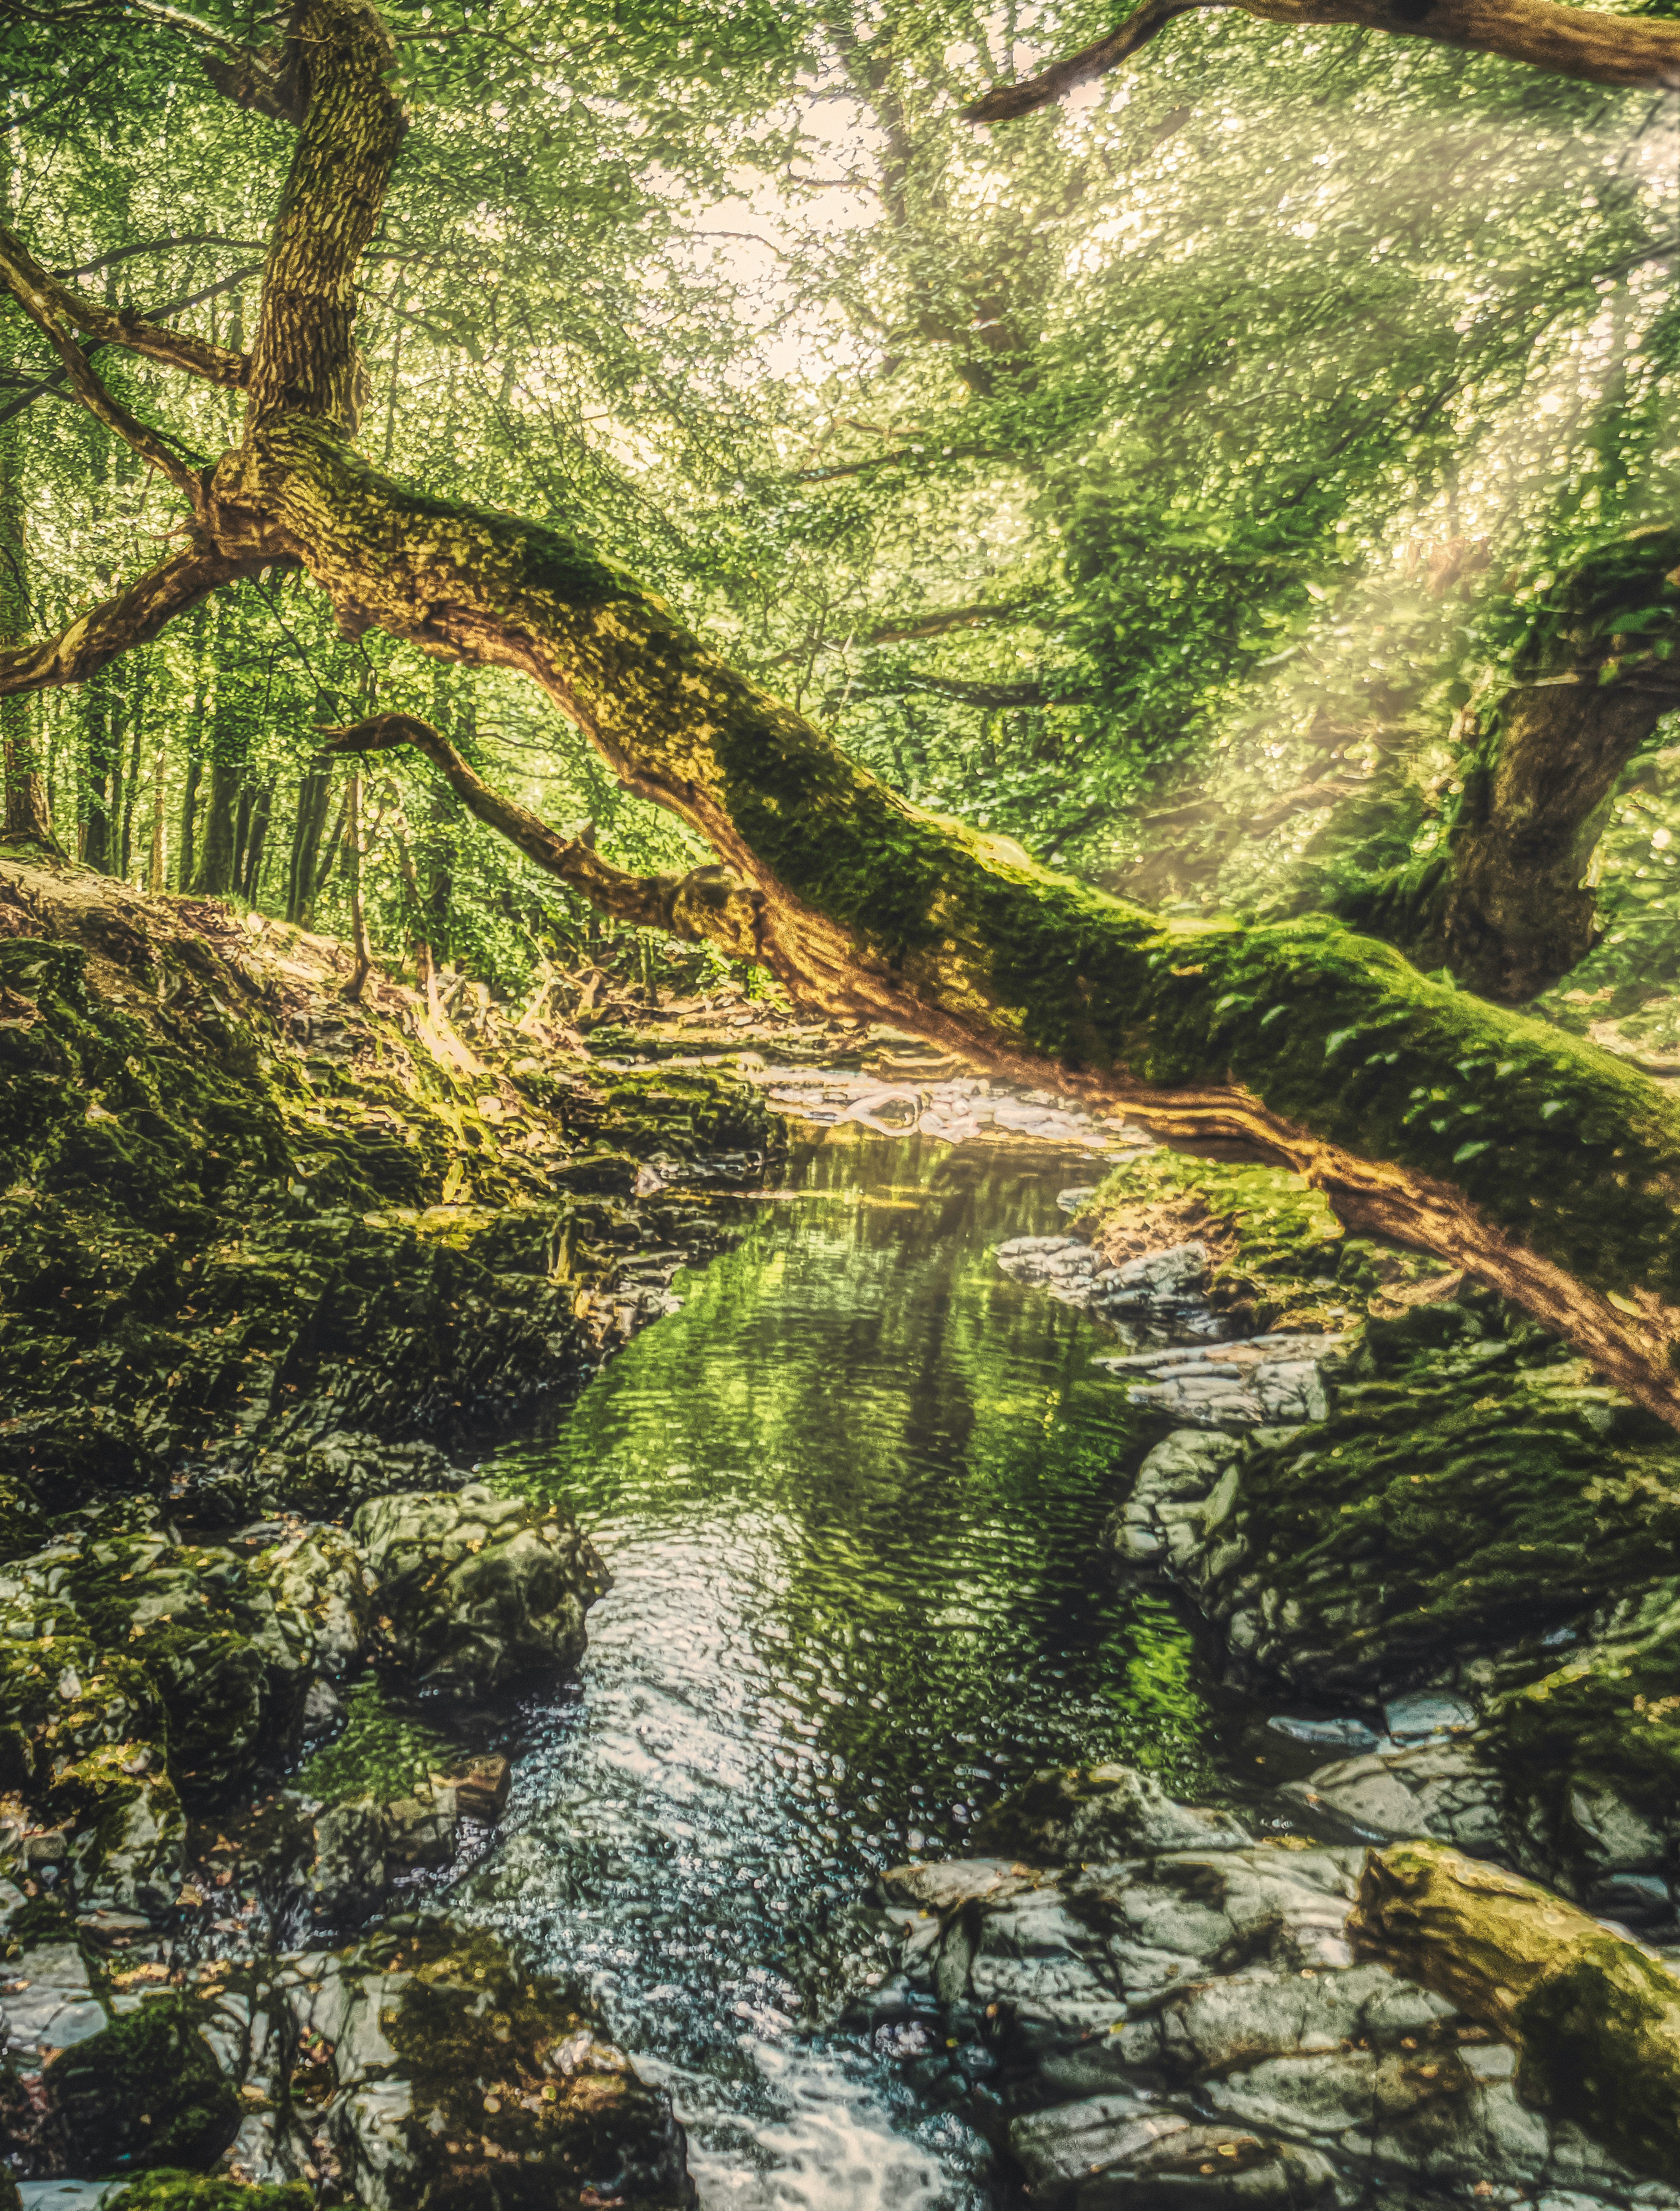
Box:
146 734 166 890
192 600 251 897
242 778 274 901
118 661 147 879
176 605 208 890
343 771 372 998
192 756 241 893
0 415 49 844
80 664 119 872
286 767 333 923
1336 529 1680 1000
232 781 255 890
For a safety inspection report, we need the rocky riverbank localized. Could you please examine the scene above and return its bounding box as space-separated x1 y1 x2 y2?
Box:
860 1763 1680 2207
976 1142 1680 2191
0 854 779 2210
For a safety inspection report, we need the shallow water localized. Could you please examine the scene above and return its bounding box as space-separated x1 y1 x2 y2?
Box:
459 1132 1238 2207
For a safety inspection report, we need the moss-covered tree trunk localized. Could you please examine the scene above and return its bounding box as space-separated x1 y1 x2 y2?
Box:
9 0 1680 1429
1340 533 1680 1001
1352 1841 1680 2185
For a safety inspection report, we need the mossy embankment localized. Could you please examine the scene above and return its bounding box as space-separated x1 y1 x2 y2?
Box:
0 852 771 1522
0 851 761 2206
1082 1148 1680 1885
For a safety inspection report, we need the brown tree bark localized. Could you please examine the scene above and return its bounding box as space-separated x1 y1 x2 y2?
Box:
5 0 1680 1434
965 0 1680 124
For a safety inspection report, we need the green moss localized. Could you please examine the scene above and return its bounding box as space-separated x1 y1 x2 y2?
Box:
47 1996 239 2174
294 1674 453 1808
107 2170 315 2211
1195 1323 1680 1691
1082 1147 1429 1330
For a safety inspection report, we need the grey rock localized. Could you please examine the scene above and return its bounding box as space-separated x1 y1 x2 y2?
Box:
353 1482 609 1694
1267 1716 1381 1755
0 1942 109 2060
302 1674 345 1740
1383 1690 1478 1742
1284 1738 1505 1853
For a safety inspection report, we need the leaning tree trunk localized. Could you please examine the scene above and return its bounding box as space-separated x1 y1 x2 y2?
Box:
1337 530 1680 1001
9 0 1680 1431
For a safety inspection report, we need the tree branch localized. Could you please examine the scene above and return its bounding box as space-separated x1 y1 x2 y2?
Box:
0 267 202 501
966 0 1680 121
967 0 1223 120
244 0 408 432
0 265 262 431
53 235 265 281
0 541 255 698
319 714 766 959
0 223 250 389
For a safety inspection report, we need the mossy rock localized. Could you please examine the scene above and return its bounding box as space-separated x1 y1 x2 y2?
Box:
107 2172 314 2211
345 1924 693 2211
0 1410 168 1512
1082 1147 1449 1333
1198 1346 1680 1693
45 1995 240 2173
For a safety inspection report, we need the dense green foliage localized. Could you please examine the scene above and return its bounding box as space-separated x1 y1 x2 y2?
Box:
7 0 1680 1015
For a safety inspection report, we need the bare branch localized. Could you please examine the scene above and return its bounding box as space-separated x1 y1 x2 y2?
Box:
967 0 1221 120
52 235 265 280
0 265 262 430
0 541 255 699
0 223 250 387
967 0 1680 120
320 714 767 959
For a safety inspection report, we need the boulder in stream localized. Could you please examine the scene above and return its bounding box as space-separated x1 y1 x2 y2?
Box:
354 1485 609 1695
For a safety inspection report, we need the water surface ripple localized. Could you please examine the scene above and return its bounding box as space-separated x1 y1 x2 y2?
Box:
461 1133 1230 2208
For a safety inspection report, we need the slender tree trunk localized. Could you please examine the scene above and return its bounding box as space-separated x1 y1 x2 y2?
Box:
146 732 166 890
286 767 333 923
80 665 119 872
242 777 275 901
0 416 49 844
343 770 372 998
118 661 146 878
232 781 255 890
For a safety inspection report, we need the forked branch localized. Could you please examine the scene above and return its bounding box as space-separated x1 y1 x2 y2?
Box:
320 714 768 959
0 224 250 387
966 0 1680 121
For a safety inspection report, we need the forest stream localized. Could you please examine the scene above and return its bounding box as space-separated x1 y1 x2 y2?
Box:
456 1131 1233 2211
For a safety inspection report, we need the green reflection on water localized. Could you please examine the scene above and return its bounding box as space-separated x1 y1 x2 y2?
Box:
494 1133 1220 1863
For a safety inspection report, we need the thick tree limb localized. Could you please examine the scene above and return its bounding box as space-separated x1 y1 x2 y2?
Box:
206 410 1680 1428
966 0 1680 121
244 0 406 432
319 714 767 959
0 225 250 389
0 542 255 697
